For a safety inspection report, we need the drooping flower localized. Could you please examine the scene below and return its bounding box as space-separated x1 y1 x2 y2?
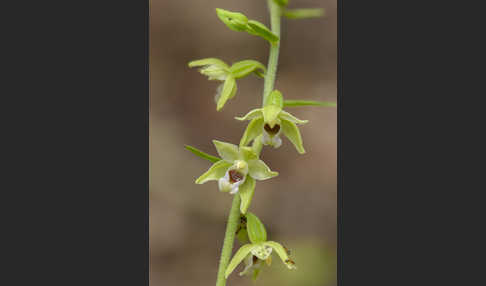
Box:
195 140 278 213
236 90 308 154
188 58 266 111
225 212 296 280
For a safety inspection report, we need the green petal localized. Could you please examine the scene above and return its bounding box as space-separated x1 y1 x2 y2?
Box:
225 244 254 279
246 213 267 243
248 159 278 181
229 60 266 79
217 76 237 111
247 20 279 44
235 108 263 121
213 140 239 162
263 241 296 269
278 110 309 124
239 177 256 214
188 58 229 69
195 160 231 184
216 8 249 32
281 119 306 154
251 135 263 156
184 145 220 163
262 105 282 127
240 117 264 147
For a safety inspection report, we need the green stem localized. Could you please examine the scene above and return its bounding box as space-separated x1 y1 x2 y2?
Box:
215 195 242 286
262 0 282 106
215 2 282 285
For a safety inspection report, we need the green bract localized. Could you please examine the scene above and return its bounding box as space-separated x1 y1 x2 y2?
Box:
246 212 267 243
237 90 308 154
283 8 325 19
188 58 266 111
215 8 279 45
225 240 296 279
195 140 278 214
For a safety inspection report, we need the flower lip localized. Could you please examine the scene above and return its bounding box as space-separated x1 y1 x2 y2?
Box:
229 169 245 184
264 123 280 135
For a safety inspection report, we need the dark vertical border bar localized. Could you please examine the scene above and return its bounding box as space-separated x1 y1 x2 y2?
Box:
337 0 343 285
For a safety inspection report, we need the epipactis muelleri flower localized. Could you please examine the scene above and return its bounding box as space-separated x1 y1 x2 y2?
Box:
237 90 308 154
188 58 266 111
225 212 296 280
195 140 278 213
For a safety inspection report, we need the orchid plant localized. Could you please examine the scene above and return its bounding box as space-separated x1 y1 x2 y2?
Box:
184 1 334 285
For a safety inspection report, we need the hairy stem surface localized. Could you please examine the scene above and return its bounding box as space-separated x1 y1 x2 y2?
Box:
215 195 242 286
262 0 282 106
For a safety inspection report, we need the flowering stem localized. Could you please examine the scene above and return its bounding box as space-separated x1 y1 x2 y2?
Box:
215 195 241 286
262 0 282 107
215 2 281 285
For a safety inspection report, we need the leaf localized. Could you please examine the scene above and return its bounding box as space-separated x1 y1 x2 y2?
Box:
240 117 264 147
195 160 232 184
184 145 220 163
212 140 239 162
246 213 267 243
188 58 229 69
281 119 305 154
229 60 266 79
239 176 256 214
247 20 279 44
283 100 336 107
248 159 279 181
216 75 237 111
225 244 254 279
216 8 249 31
283 8 325 19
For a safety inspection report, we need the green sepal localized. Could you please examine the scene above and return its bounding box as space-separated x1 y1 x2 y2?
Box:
235 108 263 121
216 75 237 111
247 20 279 44
281 119 305 154
273 0 289 7
212 140 239 162
246 213 267 243
263 241 296 269
240 117 264 147
229 60 266 79
195 160 232 184
239 176 256 214
216 8 249 31
283 99 336 107
266 90 284 108
188 58 229 69
251 135 263 156
184 145 220 163
248 159 278 181
239 146 258 161
236 228 250 244
279 110 309 124
262 105 282 128
283 8 324 19
225 244 254 279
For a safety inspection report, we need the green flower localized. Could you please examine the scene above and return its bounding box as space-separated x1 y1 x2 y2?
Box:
195 140 278 213
188 58 265 111
225 213 296 280
237 90 308 154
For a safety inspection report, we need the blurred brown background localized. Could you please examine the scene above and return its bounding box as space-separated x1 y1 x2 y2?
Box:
150 1 336 285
